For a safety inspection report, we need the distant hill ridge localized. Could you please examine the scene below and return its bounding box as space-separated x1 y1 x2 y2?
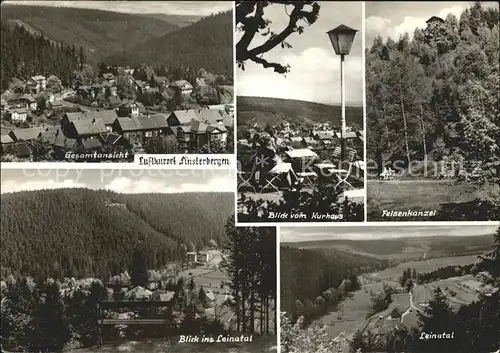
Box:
283 235 495 260
0 188 234 279
237 96 363 128
107 10 234 78
0 4 179 61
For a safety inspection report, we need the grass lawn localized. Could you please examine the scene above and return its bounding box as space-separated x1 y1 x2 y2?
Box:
367 180 486 221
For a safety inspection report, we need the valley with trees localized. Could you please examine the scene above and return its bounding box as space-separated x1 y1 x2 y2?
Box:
366 2 499 220
280 225 500 353
0 190 277 352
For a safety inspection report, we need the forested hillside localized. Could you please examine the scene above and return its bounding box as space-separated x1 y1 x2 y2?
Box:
366 2 499 183
107 11 234 79
0 23 81 90
237 96 363 129
280 246 388 318
0 5 178 62
0 189 233 280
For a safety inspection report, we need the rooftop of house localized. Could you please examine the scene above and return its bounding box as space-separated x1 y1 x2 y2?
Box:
116 115 163 132
148 113 169 128
9 126 46 141
31 75 46 81
10 108 29 114
426 16 445 24
50 100 64 107
334 131 358 139
72 118 107 136
99 132 122 145
316 131 335 140
81 138 103 150
195 109 230 125
65 110 118 125
190 120 210 134
170 80 193 90
1 134 14 144
20 94 36 103
171 109 200 125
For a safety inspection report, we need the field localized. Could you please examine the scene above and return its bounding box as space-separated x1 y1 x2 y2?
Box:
312 255 484 338
412 275 494 310
367 180 485 221
237 96 363 128
69 335 277 353
372 255 480 282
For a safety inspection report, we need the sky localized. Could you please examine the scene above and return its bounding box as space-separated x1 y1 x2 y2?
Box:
281 225 499 242
0 169 235 194
3 1 232 16
365 1 500 47
237 1 363 106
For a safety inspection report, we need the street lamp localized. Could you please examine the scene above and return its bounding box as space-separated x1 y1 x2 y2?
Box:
327 24 358 162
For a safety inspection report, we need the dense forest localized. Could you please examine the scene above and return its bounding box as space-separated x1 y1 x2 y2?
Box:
0 188 233 280
237 96 363 130
280 246 388 320
221 218 277 334
0 5 177 62
0 23 82 90
366 2 499 185
108 11 234 80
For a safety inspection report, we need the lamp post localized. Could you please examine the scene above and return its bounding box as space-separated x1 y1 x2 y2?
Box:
327 24 358 162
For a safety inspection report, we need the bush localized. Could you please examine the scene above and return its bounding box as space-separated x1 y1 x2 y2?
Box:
390 307 402 319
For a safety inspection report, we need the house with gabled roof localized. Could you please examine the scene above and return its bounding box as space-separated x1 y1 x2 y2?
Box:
26 75 46 93
72 118 108 141
118 100 140 118
167 109 200 126
112 115 165 144
8 127 45 142
189 120 228 151
61 110 118 137
7 108 28 122
195 109 230 125
169 80 193 95
20 94 37 111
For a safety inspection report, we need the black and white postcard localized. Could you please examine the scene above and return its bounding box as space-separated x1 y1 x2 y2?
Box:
365 1 500 221
280 224 500 353
235 1 365 223
0 1 234 162
0 169 277 353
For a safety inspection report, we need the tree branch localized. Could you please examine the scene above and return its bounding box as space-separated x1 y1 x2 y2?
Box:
249 56 288 74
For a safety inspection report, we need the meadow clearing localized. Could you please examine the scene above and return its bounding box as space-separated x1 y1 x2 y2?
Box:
367 180 484 221
312 255 484 338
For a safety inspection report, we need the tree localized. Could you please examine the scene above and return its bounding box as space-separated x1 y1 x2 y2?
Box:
46 75 63 92
28 279 70 352
479 226 500 281
404 278 413 292
129 248 149 287
236 1 320 73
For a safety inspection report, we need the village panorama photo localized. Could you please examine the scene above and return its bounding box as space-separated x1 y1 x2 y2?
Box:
0 1 235 162
235 1 365 223
0 169 277 353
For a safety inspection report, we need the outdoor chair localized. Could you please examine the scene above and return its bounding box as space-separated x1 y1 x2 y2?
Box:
333 148 358 190
259 162 293 194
